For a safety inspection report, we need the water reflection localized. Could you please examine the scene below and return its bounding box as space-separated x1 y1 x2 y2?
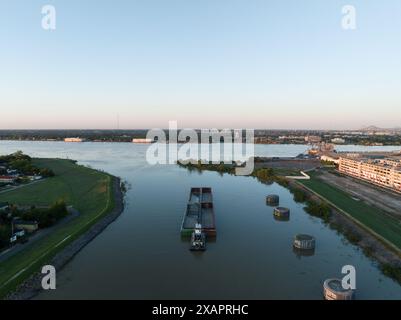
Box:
292 247 316 258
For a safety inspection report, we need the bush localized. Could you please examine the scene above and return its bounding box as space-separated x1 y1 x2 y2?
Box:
21 200 68 228
380 264 401 283
293 189 307 203
362 246 374 257
254 168 274 181
275 177 289 188
345 230 362 244
0 225 12 249
305 201 331 222
0 151 54 177
39 168 55 177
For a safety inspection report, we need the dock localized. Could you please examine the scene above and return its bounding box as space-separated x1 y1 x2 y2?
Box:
181 187 216 237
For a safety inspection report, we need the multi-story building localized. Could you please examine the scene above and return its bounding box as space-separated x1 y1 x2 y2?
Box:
64 137 85 142
339 156 401 193
132 138 153 144
331 138 346 144
305 135 321 144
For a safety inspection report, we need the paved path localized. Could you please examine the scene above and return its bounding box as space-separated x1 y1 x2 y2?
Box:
0 179 46 195
319 171 401 220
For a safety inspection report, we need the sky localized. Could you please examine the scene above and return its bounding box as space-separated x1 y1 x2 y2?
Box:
0 0 400 130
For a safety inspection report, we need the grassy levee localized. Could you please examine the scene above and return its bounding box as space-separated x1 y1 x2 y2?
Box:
0 159 116 298
298 172 401 252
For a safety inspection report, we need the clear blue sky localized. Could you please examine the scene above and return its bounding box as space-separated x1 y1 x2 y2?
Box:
0 0 400 129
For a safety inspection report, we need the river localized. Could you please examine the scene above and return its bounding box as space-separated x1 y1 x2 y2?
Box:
0 141 400 299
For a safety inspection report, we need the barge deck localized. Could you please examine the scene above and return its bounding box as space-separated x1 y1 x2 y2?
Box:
181 187 216 237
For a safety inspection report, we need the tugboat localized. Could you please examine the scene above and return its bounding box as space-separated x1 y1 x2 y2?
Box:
190 223 206 251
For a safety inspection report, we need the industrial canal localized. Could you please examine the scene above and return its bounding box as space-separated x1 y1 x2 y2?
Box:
0 141 401 299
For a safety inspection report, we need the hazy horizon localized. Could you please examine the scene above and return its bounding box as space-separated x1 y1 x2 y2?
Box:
1 0 401 130
0 125 399 131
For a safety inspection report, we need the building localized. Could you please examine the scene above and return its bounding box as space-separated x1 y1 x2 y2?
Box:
13 220 39 233
305 135 321 144
331 138 345 144
378 159 401 167
308 142 335 156
339 156 401 193
132 138 153 143
320 154 340 164
64 137 85 142
0 176 17 183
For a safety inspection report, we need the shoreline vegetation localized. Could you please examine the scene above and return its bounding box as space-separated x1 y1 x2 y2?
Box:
0 158 125 300
0 139 400 147
1 130 401 146
177 160 401 285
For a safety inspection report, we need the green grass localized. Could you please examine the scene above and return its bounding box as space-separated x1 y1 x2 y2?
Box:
272 168 301 177
0 158 116 298
299 172 401 251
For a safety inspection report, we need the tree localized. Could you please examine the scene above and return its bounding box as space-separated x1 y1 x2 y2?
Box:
39 168 55 177
0 225 12 249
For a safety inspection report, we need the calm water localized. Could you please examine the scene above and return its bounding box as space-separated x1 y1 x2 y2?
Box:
1 141 400 300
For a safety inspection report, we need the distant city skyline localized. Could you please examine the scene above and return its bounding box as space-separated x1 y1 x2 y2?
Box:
0 124 400 131
1 0 401 130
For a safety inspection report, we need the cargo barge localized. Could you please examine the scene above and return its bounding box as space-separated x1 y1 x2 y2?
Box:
181 187 216 237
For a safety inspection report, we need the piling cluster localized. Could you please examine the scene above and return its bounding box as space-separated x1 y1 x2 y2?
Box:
266 192 354 299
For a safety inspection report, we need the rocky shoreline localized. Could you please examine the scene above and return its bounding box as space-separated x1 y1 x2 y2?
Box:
5 176 125 300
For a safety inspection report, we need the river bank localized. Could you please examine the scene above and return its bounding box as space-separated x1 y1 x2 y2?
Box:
0 157 125 299
5 176 124 300
292 180 401 277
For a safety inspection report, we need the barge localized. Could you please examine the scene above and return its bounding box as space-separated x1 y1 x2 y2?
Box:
181 187 216 237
